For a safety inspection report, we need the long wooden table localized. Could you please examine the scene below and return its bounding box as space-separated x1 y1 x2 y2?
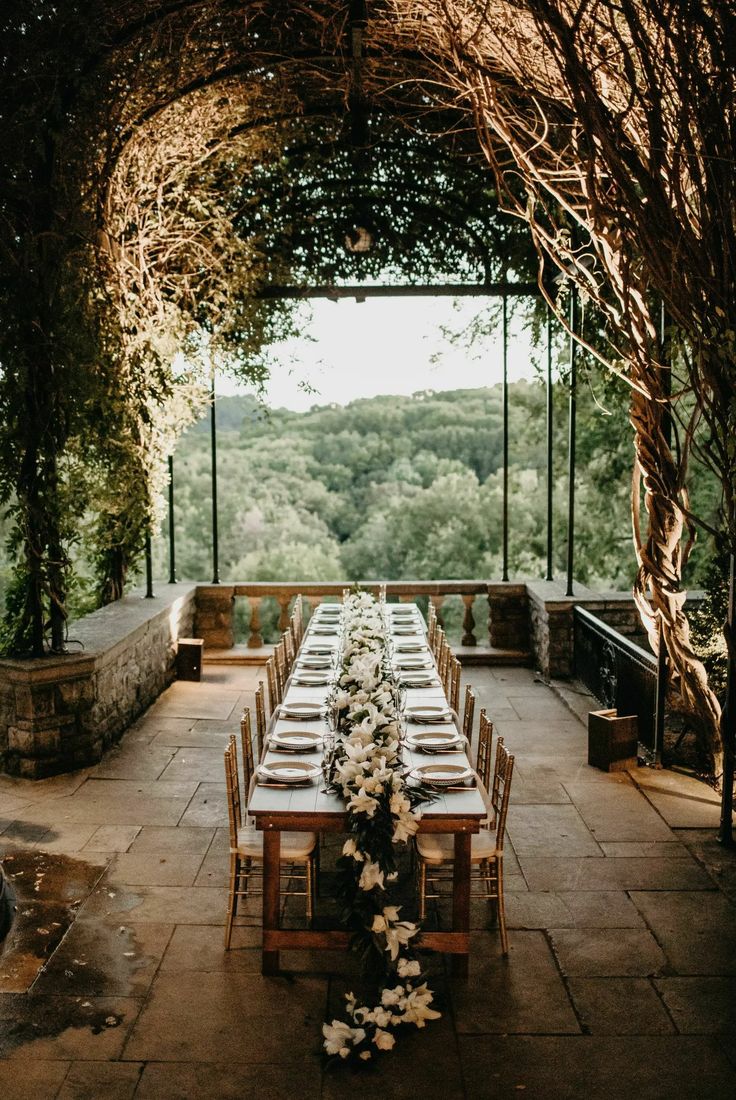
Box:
248 602 487 977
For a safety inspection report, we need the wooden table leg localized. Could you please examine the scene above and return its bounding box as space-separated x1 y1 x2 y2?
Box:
262 829 281 975
452 831 471 978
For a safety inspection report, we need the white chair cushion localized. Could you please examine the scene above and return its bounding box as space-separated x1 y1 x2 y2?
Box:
416 830 500 864
234 827 316 861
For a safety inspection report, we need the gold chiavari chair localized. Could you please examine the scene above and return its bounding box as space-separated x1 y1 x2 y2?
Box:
416 734 515 954
427 603 437 650
283 629 295 670
462 684 476 743
254 681 267 760
265 654 280 714
475 709 494 788
240 708 255 786
449 655 461 714
274 640 287 698
223 736 317 949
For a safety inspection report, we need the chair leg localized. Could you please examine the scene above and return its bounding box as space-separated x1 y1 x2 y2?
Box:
224 853 240 950
306 857 314 925
418 860 427 921
496 860 509 956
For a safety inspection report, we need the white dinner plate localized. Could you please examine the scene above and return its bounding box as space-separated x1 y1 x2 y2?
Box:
296 656 333 669
392 626 420 636
395 657 432 669
291 672 331 687
257 760 321 784
280 701 325 720
406 705 453 724
395 642 428 653
401 674 441 688
302 644 337 655
406 730 465 752
410 763 474 787
309 625 339 636
269 730 324 752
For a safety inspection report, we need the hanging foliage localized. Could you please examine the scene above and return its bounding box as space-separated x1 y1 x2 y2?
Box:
384 0 736 776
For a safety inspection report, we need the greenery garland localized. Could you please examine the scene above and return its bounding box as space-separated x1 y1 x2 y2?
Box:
322 591 439 1064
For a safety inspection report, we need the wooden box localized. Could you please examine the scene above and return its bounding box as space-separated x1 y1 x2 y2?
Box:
176 638 203 682
588 708 638 772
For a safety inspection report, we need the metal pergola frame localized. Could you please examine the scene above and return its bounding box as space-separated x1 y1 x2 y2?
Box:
153 276 580 604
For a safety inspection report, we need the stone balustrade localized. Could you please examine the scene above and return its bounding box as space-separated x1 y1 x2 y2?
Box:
194 580 531 658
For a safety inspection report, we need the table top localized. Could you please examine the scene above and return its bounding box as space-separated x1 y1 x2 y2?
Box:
248 605 488 828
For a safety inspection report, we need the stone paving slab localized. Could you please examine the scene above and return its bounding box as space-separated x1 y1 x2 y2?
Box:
566 977 675 1034
507 890 644 930
136 1062 322 1100
548 928 667 978
0 1060 71 1100
57 1061 143 1100
458 1035 736 1099
630 891 736 975
654 976 736 1034
631 767 725 828
122 971 328 1064
452 931 580 1035
519 854 714 892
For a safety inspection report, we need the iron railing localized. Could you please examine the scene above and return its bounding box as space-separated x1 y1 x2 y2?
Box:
573 605 660 760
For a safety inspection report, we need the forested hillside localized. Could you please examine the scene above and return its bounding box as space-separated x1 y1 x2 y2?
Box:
154 374 715 592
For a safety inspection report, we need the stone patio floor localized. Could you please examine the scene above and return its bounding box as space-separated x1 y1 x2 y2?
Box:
1 664 735 1099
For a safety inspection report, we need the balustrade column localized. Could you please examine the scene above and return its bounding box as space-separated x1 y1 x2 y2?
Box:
247 596 263 649
461 594 477 646
277 594 291 633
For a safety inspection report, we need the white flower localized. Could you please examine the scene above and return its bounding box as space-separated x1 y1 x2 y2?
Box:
373 1029 396 1051
397 958 421 978
358 861 385 892
381 985 405 1007
389 791 411 815
347 791 379 818
323 1019 366 1056
359 1050 372 1061
393 810 420 844
342 838 365 862
401 984 442 1028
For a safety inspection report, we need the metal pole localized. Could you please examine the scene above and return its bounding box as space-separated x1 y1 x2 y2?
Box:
545 303 554 581
565 286 577 597
210 365 220 585
718 552 735 846
144 533 154 598
502 294 509 582
167 455 176 585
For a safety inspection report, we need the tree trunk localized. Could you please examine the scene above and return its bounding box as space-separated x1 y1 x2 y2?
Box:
629 386 723 777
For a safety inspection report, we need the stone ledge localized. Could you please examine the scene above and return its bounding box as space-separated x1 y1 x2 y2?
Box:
0 585 196 779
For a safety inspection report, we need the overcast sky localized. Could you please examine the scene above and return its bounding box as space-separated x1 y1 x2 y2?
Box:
218 296 543 411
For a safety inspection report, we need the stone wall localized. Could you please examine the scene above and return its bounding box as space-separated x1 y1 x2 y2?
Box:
0 584 196 779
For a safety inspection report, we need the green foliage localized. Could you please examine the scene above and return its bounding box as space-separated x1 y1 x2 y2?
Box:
154 376 721 643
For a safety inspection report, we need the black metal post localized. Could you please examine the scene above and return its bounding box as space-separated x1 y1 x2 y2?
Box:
210 366 220 585
144 533 154 598
565 287 577 597
718 552 736 846
502 294 509 582
167 455 176 585
545 304 554 581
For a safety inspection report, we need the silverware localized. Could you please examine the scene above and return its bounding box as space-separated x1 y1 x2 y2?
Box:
256 780 313 789
442 784 478 792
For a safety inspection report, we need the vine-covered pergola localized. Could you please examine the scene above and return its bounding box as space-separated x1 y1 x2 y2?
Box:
0 1 734 833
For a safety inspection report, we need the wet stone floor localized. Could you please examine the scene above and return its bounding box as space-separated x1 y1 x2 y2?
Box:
0 663 735 1099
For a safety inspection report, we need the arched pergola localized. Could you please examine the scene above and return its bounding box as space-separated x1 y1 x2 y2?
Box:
0 0 733 833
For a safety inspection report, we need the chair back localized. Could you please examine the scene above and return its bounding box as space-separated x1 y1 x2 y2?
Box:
476 709 494 789
283 630 295 669
274 640 287 696
491 739 514 852
224 736 242 850
449 656 461 713
240 707 255 789
266 654 280 712
254 681 266 759
462 684 475 741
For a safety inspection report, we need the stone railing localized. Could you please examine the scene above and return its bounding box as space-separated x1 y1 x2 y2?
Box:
195 580 530 659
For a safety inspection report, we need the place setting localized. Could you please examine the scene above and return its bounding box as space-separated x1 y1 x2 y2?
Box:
278 700 327 721
255 759 322 788
268 729 324 753
289 668 334 687
407 761 477 792
405 728 467 754
405 703 455 724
